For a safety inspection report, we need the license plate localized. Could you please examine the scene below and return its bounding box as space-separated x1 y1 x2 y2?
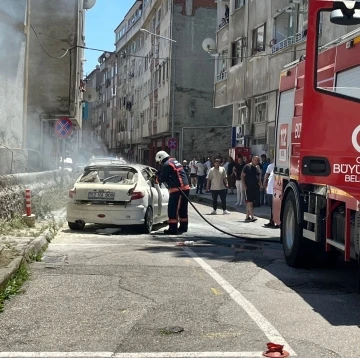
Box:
88 191 115 200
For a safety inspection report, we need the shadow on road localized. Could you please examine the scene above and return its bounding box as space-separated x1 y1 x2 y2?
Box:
140 234 360 327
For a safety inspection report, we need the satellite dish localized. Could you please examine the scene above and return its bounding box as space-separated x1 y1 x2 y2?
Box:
83 88 97 103
202 38 216 52
83 0 96 10
105 52 111 58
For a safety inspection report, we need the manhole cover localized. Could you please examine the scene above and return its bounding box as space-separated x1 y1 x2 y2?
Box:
42 255 67 263
159 326 184 334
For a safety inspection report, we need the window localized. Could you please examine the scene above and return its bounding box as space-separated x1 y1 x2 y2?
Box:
159 67 162 86
154 104 158 117
163 62 166 81
231 39 244 66
254 95 268 123
157 8 162 25
234 0 245 10
166 61 169 79
252 24 266 54
216 49 228 81
162 99 165 118
238 102 248 125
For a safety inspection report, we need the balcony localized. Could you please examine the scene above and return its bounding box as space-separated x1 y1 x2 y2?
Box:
215 70 227 83
271 31 307 54
218 18 229 31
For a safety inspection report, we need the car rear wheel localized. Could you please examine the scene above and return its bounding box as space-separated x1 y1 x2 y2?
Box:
142 207 153 234
68 221 85 231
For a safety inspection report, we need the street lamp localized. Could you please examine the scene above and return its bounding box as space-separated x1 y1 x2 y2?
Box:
140 28 177 157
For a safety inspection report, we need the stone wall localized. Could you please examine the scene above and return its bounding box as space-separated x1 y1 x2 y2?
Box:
0 170 72 220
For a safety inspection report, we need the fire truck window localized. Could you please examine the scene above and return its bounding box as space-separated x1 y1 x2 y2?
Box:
315 10 360 101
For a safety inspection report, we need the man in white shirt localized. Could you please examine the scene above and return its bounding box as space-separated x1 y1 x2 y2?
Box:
206 158 230 215
263 159 278 228
195 157 207 194
189 157 197 188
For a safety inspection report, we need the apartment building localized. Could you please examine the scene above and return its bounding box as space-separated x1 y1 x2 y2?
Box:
110 0 232 165
26 0 88 170
0 0 30 174
214 0 357 157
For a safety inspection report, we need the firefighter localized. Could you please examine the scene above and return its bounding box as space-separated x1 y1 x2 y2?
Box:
155 151 190 235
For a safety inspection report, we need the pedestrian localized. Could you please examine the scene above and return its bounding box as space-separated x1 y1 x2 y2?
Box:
263 158 279 228
260 154 269 206
234 156 245 206
189 157 197 188
182 160 190 184
205 157 212 192
226 157 235 195
155 151 190 235
195 157 207 194
241 155 262 222
206 158 230 215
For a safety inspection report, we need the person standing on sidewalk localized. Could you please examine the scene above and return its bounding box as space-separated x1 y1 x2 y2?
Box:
263 158 279 228
195 157 207 194
226 157 236 195
189 157 197 188
234 156 245 206
206 158 230 215
241 156 262 222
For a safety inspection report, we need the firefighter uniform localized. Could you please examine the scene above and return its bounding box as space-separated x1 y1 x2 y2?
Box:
156 156 190 234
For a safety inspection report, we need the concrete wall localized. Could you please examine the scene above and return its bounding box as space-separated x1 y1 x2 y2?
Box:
0 0 28 174
0 170 71 220
27 0 84 170
173 2 232 160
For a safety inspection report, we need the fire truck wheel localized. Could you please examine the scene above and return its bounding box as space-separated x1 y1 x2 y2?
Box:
282 190 305 267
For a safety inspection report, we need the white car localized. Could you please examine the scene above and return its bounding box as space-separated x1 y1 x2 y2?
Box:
66 164 169 233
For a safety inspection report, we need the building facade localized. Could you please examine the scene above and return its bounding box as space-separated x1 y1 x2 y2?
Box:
0 0 30 174
214 0 358 158
26 0 88 170
89 0 232 166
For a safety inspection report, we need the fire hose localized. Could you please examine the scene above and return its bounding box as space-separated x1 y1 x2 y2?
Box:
148 170 280 244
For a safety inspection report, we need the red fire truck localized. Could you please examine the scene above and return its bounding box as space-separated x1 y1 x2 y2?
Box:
274 0 360 267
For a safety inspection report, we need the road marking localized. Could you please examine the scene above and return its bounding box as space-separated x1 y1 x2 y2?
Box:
183 247 297 357
210 287 223 295
0 353 265 358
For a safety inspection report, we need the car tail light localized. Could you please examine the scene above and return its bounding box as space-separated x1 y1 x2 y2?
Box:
69 188 76 198
131 190 145 200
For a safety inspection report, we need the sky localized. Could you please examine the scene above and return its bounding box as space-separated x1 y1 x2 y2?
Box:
84 0 134 75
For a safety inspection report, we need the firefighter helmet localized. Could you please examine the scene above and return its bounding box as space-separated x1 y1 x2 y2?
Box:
155 150 170 163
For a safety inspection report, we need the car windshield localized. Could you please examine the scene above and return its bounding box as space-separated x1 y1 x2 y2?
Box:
79 167 138 184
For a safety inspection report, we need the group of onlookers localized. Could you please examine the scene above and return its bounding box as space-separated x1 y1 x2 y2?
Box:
182 154 277 227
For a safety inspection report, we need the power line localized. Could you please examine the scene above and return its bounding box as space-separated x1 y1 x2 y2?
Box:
30 24 70 59
80 45 307 62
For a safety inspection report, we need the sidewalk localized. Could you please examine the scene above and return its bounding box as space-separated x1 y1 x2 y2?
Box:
0 210 66 295
188 187 271 220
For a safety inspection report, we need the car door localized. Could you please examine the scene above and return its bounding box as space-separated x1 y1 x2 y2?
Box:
159 183 169 219
141 169 159 215
146 167 167 218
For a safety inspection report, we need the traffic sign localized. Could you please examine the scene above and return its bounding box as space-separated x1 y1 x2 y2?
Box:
167 138 177 149
55 117 73 139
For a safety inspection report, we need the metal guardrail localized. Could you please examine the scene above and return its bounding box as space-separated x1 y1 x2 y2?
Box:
215 71 227 83
271 31 306 54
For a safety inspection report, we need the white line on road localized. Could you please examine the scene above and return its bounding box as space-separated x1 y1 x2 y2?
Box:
183 247 297 357
0 352 265 357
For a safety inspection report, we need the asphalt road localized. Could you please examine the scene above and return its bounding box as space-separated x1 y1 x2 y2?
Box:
1 203 360 357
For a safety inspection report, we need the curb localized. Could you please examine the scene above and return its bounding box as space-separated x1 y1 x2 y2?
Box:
0 213 66 293
189 195 270 220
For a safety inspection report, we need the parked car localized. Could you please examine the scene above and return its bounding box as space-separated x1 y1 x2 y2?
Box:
66 164 169 233
86 156 127 166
